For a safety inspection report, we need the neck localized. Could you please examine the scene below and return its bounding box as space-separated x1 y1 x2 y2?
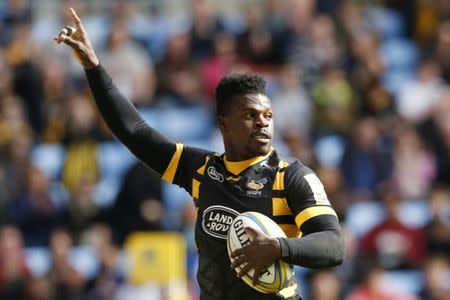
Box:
223 149 272 175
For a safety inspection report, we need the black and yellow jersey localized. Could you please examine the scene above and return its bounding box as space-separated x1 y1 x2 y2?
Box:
163 144 337 300
85 65 342 300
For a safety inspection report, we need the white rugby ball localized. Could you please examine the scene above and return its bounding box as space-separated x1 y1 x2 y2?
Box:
227 211 294 293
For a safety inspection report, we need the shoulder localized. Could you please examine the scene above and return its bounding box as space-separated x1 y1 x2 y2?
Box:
274 151 314 178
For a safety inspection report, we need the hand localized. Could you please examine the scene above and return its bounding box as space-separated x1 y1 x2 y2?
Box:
53 7 99 69
230 226 281 286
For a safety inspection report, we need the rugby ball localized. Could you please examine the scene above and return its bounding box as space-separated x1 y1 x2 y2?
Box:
227 211 294 293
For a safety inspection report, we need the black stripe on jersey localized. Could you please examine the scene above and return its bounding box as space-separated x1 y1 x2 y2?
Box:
272 190 286 198
272 215 296 225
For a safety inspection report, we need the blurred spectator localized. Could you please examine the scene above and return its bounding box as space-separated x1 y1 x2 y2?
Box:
392 124 436 200
309 14 343 69
0 225 30 300
155 31 196 97
47 228 87 300
38 53 70 143
0 96 33 211
265 0 289 33
61 94 101 237
419 255 450 300
7 166 62 246
81 223 124 300
315 165 347 218
100 21 154 106
396 59 445 124
0 0 32 45
418 92 450 183
312 64 356 135
237 2 281 67
200 31 242 101
336 0 366 39
360 83 394 119
271 64 313 163
107 162 163 245
341 117 392 199
425 184 450 258
4 17 44 135
360 190 427 270
25 275 56 300
308 270 343 300
283 0 320 88
272 65 312 139
346 261 419 300
189 0 225 59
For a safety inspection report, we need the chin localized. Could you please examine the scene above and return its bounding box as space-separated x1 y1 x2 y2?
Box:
250 144 271 157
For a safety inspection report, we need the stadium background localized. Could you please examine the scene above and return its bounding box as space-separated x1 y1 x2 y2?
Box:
0 0 449 299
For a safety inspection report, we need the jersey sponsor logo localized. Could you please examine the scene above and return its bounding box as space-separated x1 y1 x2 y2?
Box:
303 173 330 205
207 166 224 182
246 178 267 196
202 205 239 239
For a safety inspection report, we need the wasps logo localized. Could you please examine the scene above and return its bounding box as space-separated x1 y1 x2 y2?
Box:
246 178 268 191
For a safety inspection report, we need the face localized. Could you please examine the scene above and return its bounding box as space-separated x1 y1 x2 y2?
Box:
219 93 274 161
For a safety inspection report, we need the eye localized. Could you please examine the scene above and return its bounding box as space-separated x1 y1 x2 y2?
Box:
244 112 254 119
265 113 273 119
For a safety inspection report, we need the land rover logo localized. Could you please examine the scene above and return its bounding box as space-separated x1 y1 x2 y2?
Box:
202 205 239 239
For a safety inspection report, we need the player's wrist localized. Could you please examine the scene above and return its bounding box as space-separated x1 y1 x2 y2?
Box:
83 55 99 69
269 237 282 259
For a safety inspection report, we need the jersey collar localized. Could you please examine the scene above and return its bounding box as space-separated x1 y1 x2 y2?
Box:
223 148 273 175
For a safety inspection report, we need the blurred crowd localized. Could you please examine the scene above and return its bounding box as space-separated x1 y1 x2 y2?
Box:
0 0 449 299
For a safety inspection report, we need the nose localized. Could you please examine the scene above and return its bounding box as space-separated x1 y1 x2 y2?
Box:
255 114 268 128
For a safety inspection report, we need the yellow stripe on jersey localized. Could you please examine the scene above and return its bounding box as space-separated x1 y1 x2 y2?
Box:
295 206 337 228
272 198 292 216
273 171 285 190
192 179 200 199
197 156 211 175
162 143 183 183
279 224 301 238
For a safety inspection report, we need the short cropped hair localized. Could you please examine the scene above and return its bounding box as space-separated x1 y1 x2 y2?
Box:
215 73 266 116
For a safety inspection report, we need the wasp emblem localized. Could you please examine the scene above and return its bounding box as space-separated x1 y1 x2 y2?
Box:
246 178 268 190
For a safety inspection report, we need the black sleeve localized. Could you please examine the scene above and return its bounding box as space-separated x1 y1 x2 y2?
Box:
277 162 344 268
278 215 343 268
84 65 211 188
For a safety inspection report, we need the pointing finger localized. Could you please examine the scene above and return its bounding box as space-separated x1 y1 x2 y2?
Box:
69 7 86 34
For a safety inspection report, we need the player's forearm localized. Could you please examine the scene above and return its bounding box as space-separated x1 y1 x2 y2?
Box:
84 64 176 174
85 64 147 139
278 229 343 268
277 214 344 268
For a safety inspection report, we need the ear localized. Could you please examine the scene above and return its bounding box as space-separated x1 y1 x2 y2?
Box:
217 115 228 132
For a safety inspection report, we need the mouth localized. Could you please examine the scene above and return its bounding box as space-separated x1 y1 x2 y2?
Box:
251 132 271 144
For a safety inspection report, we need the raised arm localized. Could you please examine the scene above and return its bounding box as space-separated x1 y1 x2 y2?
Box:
53 8 177 176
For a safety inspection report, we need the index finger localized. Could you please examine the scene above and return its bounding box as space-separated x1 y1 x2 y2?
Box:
69 7 86 34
